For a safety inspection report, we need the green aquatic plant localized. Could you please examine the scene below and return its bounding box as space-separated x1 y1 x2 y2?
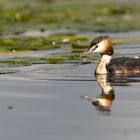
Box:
0 52 96 66
0 69 18 74
0 34 87 52
0 35 140 65
0 0 140 34
0 37 60 51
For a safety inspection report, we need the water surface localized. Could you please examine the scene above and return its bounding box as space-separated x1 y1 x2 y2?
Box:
0 31 140 140
0 63 139 140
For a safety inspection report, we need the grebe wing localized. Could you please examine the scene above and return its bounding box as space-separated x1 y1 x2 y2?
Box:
107 57 140 74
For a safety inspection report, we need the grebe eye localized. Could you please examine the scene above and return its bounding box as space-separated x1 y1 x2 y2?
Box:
95 45 98 48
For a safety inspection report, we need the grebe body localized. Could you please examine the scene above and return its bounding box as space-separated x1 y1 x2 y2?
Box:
108 57 140 74
80 36 140 75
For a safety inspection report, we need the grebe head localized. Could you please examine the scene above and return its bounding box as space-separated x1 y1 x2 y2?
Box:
80 35 113 57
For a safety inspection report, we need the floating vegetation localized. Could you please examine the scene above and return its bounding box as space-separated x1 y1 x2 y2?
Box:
0 53 97 66
0 69 18 74
0 37 60 52
0 0 139 65
0 58 32 66
112 38 140 45
0 0 140 34
0 33 90 65
0 34 88 52
0 34 139 65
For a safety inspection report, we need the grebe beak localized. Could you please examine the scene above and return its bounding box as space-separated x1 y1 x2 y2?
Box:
80 45 97 57
80 49 92 57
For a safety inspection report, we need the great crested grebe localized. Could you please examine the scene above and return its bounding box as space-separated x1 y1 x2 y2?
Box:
80 36 140 75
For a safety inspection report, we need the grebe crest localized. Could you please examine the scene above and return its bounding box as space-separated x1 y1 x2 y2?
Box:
80 36 140 75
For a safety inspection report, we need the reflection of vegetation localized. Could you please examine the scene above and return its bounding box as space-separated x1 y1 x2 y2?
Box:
0 0 140 34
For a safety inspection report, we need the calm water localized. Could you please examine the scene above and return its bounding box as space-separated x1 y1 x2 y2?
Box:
0 31 140 140
0 63 139 140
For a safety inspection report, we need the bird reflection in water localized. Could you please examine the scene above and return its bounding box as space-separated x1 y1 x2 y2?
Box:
81 75 115 112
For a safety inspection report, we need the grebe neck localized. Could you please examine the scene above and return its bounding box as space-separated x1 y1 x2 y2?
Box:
95 54 112 75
